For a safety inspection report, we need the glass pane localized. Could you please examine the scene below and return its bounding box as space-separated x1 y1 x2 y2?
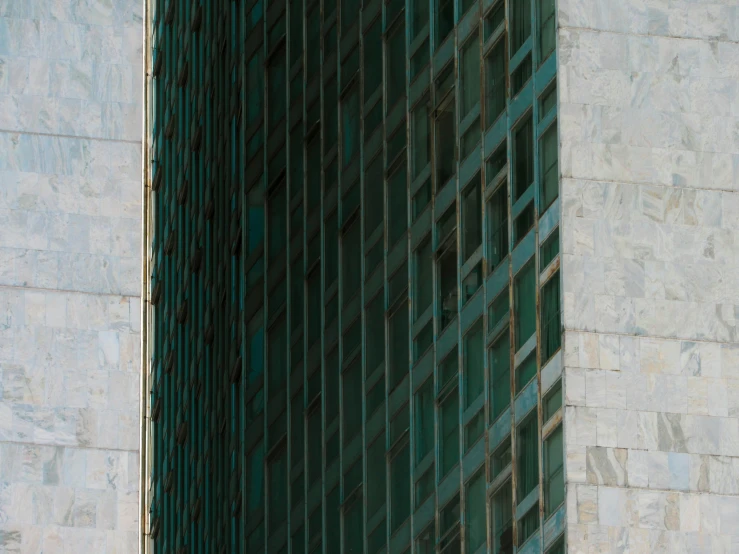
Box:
412 98 431 179
268 317 288 397
490 329 510 421
269 187 287 261
342 0 359 29
293 524 305 554
413 179 432 219
247 441 264 515
511 53 532 96
465 470 486 553
510 0 531 53
343 220 361 306
414 238 433 320
489 288 509 328
464 410 484 451
391 443 411 531
514 260 536 349
462 176 482 260
484 1 505 40
415 378 434 464
325 212 339 286
368 520 386 554
436 0 454 47
365 156 384 237
514 201 534 244
440 390 459 475
387 22 406 111
463 320 484 406
343 361 362 444
440 494 460 538
247 314 265 385
292 472 304 510
547 537 565 554
325 78 338 154
343 86 360 167
492 481 513 554
415 464 435 508
517 416 538 501
364 19 382 97
388 166 408 246
461 121 481 159
366 296 385 372
367 377 385 417
344 499 363 554
308 407 321 484
540 227 559 269
367 437 386 517
389 304 409 389
460 33 480 118
439 244 458 329
544 380 562 421
539 0 556 62
414 321 434 361
291 390 304 465
326 488 340 554
307 138 320 212
462 262 483 305
390 404 410 444
411 40 430 80
491 437 511 478
545 425 564 516
326 349 339 420
540 83 557 120
435 95 457 186
247 54 264 126
516 352 536 392
411 0 430 39
513 116 533 200
345 459 362 493
268 449 288 528
416 525 435 554
541 271 561 362
541 122 559 210
485 39 506 127
487 183 508 269
307 268 321 345
439 346 458 390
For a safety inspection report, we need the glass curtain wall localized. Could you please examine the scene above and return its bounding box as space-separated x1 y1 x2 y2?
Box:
148 0 563 552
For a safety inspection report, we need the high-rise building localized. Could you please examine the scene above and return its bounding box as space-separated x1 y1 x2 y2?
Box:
142 1 739 554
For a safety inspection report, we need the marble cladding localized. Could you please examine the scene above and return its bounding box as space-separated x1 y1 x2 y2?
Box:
0 0 142 552
559 0 739 551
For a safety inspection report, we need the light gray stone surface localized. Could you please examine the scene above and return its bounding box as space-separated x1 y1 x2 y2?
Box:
559 0 739 551
0 0 142 551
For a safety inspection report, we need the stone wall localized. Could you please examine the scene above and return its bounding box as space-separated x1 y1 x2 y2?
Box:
0 1 142 552
558 1 739 551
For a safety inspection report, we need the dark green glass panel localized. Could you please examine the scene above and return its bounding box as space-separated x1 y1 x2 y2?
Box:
462 176 482 260
510 0 531 53
343 361 362 444
307 137 321 211
541 122 559 210
247 53 264 126
326 349 340 421
367 437 386 516
435 94 457 187
466 470 486 553
436 0 454 47
540 83 557 120
487 182 508 269
327 488 340 554
343 85 360 167
411 41 430 80
367 377 386 417
390 403 410 444
415 378 434 463
414 320 434 361
268 47 287 129
438 243 458 329
464 410 484 451
365 156 384 237
325 78 338 155
489 288 509 328
268 450 288 528
247 441 265 515
325 212 339 286
517 415 538 501
308 407 322 484
417 525 435 554
412 98 431 178
461 33 480 118
291 389 305 465
293 524 305 554
345 458 362 492
439 494 460 541
388 166 408 246
541 271 561 362
306 8 320 74
415 464 434 508
411 0 429 38
519 505 540 545
540 227 559 270
511 52 532 96
439 346 458 391
364 18 383 98
539 0 556 62
439 389 459 475
307 268 321 345
485 39 506 127
342 0 359 29
366 296 385 372
514 201 534 244
489 329 510 421
484 1 505 40
491 437 511 478
412 179 432 219
268 317 288 397
366 237 384 277
343 219 361 306
390 442 411 531
545 424 564 516
368 520 386 554
513 116 533 200
516 352 536 392
492 481 513 554
461 120 481 159
462 262 483 305
344 499 363 554
514 260 536 349
544 380 562 421
389 303 409 389
547 538 565 554
463 320 484 406
292 472 305 510
290 0 303 64
414 238 433 319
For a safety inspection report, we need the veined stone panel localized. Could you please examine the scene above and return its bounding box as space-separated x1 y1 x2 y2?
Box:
0 0 142 552
559 0 739 552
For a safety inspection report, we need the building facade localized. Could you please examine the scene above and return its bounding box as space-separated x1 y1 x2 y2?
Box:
0 0 143 552
143 2 739 554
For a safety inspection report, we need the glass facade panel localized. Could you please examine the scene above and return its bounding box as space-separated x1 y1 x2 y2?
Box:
148 1 561 552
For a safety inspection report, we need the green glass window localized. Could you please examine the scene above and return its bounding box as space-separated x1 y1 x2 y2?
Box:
415 465 435 508
268 47 287 129
460 32 481 118
487 183 508 269
412 97 431 179
307 267 321 345
545 425 564 516
247 54 264 126
519 505 540 545
547 538 565 554
439 389 459 475
540 83 557 120
247 441 265 515
343 86 360 167
436 0 454 47
540 227 559 269
291 390 304 465
290 0 302 64
485 38 506 127
365 156 384 238
413 179 432 219
514 201 535 244
517 415 538 501
492 481 513 554
490 329 510 420
342 0 359 29
539 0 556 62
343 220 361 306
516 352 537 393
411 0 430 39
438 242 458 329
342 361 362 444
268 449 288 529
344 498 363 554
387 22 407 111
544 380 562 421
391 442 411 531
364 19 382 97
307 137 321 212
463 320 484 407
326 349 339 421
435 93 457 187
415 379 434 463
414 238 433 320
326 488 340 554
308 407 321 485
293 524 304 554
489 288 509 328
466 470 486 553
462 176 482 261
484 1 505 39
388 165 408 246
439 346 458 390
514 260 536 349
540 122 559 210
368 521 386 554
513 116 533 200
366 297 385 372
464 409 484 450
491 437 511 479
541 270 561 362
389 303 409 388
510 0 531 53
268 317 288 398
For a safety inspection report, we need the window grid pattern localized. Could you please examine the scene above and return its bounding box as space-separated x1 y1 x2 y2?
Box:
147 0 564 553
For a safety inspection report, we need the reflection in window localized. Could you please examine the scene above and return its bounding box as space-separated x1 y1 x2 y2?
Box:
411 0 429 39
487 184 508 269
545 425 564 516
541 122 559 210
517 415 539 501
539 0 556 62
